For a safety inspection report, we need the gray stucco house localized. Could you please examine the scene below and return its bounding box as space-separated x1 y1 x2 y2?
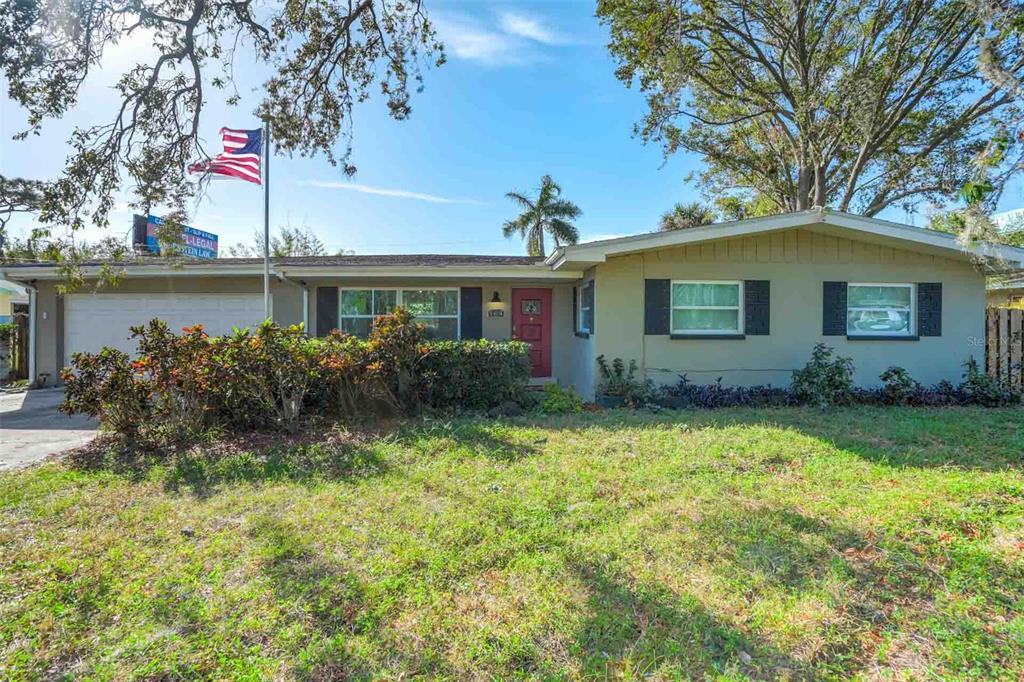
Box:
4 209 1023 397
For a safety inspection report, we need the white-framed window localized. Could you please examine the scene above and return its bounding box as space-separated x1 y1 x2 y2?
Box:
339 288 459 339
577 281 594 334
847 283 914 336
671 280 743 335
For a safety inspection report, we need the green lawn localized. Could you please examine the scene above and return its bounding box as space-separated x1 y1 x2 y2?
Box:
1 408 1023 680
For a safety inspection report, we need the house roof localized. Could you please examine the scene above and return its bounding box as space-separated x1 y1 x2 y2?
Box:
3 209 1023 283
0 253 575 282
989 277 1024 290
0 253 543 269
547 208 1024 272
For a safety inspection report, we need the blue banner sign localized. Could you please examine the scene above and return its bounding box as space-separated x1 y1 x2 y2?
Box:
134 214 218 259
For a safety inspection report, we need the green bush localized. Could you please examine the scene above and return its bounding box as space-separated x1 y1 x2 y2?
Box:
879 366 920 405
957 357 1019 406
60 347 151 439
791 344 855 408
538 383 583 414
61 309 532 443
596 355 655 405
418 339 532 411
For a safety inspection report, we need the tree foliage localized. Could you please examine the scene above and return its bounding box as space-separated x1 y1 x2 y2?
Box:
659 202 716 231
598 0 1024 217
502 175 582 257
0 177 45 232
0 0 443 236
227 224 350 258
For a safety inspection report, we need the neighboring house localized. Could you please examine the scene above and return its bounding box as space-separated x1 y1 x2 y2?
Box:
987 278 1024 308
0 282 28 323
4 209 1023 396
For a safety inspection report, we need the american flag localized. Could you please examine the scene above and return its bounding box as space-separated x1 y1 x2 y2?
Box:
188 128 263 184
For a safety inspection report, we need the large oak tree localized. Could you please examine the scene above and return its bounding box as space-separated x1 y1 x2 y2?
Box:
0 0 443 241
598 0 1024 216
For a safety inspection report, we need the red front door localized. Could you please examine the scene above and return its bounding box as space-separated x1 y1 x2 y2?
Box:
512 288 552 377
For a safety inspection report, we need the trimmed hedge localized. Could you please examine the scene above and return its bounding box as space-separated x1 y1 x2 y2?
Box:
418 340 532 410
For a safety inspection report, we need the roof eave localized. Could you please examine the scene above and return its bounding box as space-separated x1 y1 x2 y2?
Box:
0 262 584 282
553 209 1024 271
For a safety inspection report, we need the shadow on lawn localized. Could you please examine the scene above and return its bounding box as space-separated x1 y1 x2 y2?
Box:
251 515 457 681
568 559 811 679
569 500 1023 679
66 435 390 498
538 407 1023 471
163 440 390 498
390 420 543 462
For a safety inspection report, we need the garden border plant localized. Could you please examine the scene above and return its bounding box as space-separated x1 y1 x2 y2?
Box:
598 345 1021 411
61 309 533 447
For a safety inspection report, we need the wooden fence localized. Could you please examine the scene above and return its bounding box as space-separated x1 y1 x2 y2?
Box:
987 307 1024 390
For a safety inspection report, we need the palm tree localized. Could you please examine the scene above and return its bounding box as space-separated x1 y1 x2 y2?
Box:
502 175 582 256
659 202 717 231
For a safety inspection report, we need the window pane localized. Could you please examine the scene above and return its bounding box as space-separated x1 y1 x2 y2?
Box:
672 309 739 331
340 290 371 316
848 285 911 309
403 289 458 316
340 317 372 337
673 283 739 307
582 306 594 332
847 309 910 334
373 289 397 315
419 317 458 340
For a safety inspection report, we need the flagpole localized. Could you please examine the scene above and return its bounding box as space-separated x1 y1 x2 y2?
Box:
263 119 271 321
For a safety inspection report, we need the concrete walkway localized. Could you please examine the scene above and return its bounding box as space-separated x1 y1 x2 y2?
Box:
0 389 96 471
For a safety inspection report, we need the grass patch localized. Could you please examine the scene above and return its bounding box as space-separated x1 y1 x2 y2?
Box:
1 407 1023 679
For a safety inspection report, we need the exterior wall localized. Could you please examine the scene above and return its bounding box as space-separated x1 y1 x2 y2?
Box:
30 275 579 386
550 272 597 397
0 291 11 322
304 279 515 341
594 228 987 389
29 275 285 384
306 279 581 386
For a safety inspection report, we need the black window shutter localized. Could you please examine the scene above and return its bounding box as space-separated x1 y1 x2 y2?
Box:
316 287 338 337
460 287 483 340
822 281 847 336
583 281 595 334
917 282 942 336
644 279 670 335
572 286 578 331
744 280 770 335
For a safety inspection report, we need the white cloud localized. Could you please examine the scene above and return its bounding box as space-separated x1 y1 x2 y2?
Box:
498 12 564 46
433 15 526 66
307 180 483 205
434 10 571 66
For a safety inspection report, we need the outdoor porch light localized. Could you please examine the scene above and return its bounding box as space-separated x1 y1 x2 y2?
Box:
486 290 506 316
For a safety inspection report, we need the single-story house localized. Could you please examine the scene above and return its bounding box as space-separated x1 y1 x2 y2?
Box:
0 282 28 324
4 208 1023 396
987 277 1024 308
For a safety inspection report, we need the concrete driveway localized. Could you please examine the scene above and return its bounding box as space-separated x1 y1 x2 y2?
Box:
0 389 96 471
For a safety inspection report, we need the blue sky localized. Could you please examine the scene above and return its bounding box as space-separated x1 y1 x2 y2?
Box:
1 0 1021 256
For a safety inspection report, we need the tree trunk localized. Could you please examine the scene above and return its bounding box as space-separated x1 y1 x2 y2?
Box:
813 166 826 208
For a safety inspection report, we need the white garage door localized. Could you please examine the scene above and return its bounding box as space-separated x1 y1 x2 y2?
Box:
64 293 266 363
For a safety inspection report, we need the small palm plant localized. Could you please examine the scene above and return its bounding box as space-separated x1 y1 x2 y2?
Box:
659 202 717 231
502 175 582 257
